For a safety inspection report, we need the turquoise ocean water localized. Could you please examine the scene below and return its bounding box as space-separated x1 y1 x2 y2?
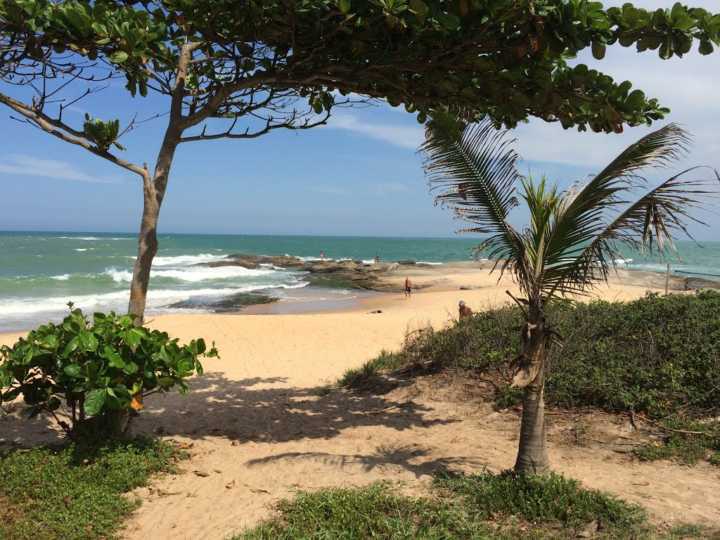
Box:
1 231 719 332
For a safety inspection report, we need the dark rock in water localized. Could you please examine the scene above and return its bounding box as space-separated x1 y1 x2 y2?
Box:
170 292 277 312
205 253 405 292
397 260 416 265
207 254 305 269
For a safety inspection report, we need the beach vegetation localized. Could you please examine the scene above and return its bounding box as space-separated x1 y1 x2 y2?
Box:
422 116 718 474
350 291 720 466
3 1 720 321
0 305 217 438
239 471 647 539
0 437 181 540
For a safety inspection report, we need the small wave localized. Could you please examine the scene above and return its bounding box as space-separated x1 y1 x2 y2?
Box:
152 253 228 266
104 265 279 283
74 248 91 252
0 283 308 318
614 258 633 265
58 236 130 241
417 261 443 266
50 274 70 281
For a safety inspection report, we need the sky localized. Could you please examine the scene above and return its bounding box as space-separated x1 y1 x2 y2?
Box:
0 0 719 240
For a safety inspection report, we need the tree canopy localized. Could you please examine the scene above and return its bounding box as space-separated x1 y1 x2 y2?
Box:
3 0 720 135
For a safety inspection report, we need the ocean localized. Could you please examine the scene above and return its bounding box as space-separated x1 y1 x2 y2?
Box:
1 231 719 332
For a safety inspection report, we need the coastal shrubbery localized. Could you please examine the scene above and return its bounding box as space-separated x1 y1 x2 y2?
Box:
0 305 217 438
342 291 720 464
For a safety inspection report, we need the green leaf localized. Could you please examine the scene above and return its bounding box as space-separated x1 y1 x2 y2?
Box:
337 0 351 15
110 51 129 64
62 337 80 357
592 41 606 60
103 345 125 369
699 40 714 55
78 330 98 352
84 388 107 416
63 364 82 378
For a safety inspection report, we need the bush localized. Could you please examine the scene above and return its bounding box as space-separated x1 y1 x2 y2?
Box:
0 306 218 437
357 291 720 420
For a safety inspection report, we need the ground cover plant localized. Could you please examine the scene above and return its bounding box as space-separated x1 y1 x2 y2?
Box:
0 306 217 437
341 291 720 466
239 471 650 539
0 438 182 540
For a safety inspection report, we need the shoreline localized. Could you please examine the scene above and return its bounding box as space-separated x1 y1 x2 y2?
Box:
1 262 705 341
1 260 719 337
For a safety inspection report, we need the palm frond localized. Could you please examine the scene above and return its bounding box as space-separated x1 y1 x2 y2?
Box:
540 124 693 294
422 116 529 288
544 167 718 297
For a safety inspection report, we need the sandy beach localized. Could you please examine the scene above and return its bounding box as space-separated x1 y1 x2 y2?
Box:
2 265 719 538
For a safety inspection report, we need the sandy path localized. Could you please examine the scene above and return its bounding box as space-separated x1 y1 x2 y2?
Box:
2 270 717 538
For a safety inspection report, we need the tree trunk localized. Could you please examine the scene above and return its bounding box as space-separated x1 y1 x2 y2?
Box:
513 315 550 475
127 130 180 323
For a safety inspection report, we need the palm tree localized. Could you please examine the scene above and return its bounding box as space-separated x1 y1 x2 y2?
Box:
422 116 718 475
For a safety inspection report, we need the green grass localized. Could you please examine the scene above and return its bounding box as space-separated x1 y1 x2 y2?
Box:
337 349 405 389
238 472 649 539
0 438 181 540
436 471 646 537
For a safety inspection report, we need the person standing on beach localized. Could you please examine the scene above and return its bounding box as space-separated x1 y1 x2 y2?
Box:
459 300 473 319
404 277 412 297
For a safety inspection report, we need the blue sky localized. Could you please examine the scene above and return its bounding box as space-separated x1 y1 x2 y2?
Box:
1 0 719 240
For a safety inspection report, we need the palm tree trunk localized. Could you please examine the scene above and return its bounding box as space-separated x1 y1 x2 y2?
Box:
513 316 550 474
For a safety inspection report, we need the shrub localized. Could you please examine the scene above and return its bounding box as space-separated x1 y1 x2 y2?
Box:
357 291 720 420
0 305 217 438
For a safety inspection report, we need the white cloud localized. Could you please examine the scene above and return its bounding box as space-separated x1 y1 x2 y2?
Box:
327 113 423 150
0 154 116 183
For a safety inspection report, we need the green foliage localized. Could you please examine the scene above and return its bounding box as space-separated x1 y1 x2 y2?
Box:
0 438 180 540
369 291 720 420
4 1 720 132
240 472 648 539
0 306 217 436
633 418 720 466
82 114 125 152
436 471 646 536
337 350 404 389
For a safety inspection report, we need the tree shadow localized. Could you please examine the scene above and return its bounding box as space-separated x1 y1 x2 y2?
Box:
0 404 63 450
130 371 456 443
245 444 488 478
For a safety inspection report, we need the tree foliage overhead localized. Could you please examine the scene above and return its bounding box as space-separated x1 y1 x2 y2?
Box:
3 0 720 135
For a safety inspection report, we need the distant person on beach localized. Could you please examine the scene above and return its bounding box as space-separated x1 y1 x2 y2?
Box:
374 254 380 264
320 251 326 260
458 300 473 319
404 277 412 297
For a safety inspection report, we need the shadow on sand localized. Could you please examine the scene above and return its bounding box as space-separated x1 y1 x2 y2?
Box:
130 371 456 444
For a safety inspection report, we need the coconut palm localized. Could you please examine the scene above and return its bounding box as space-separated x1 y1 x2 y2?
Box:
422 116 718 474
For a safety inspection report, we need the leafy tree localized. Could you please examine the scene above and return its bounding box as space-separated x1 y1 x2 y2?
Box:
1 0 719 321
422 116 718 474
0 305 217 438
